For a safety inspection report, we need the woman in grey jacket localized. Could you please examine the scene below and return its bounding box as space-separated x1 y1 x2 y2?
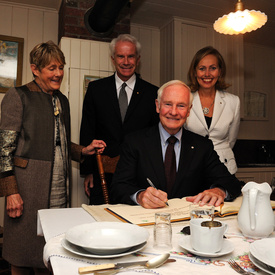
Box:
0 41 105 274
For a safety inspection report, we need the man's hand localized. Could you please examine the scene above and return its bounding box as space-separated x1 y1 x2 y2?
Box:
6 193 24 218
82 139 106 156
137 187 168 209
186 187 226 207
84 174 94 196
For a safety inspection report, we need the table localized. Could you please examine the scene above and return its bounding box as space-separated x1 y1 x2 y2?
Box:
38 207 273 275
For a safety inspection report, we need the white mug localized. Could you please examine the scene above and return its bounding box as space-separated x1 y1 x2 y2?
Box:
190 218 227 253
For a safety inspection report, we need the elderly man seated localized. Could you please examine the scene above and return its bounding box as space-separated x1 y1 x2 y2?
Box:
110 80 242 209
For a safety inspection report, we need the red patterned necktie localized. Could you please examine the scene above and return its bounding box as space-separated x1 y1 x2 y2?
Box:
164 135 177 196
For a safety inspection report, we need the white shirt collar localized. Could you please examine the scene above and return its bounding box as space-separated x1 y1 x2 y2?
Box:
115 73 136 91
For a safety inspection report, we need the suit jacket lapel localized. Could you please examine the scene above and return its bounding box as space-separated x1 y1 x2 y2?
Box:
124 75 143 122
171 129 196 197
109 74 123 122
144 125 167 191
209 91 225 131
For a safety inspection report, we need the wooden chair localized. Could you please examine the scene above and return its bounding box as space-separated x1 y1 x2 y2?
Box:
96 151 120 204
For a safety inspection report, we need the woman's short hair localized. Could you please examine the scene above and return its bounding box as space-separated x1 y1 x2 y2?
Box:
109 34 141 58
30 41 66 72
187 46 230 92
157 80 193 107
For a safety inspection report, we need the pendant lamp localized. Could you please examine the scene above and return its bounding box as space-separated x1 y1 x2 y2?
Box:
213 0 267 35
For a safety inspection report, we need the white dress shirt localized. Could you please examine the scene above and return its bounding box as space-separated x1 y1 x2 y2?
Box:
115 73 136 104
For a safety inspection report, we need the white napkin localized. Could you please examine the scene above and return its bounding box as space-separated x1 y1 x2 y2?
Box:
43 234 98 268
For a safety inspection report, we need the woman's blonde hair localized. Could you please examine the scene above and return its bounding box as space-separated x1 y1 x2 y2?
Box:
30 41 65 73
187 46 230 92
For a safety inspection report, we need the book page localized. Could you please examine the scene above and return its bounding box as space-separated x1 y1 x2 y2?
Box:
219 196 242 216
83 197 275 226
105 198 196 225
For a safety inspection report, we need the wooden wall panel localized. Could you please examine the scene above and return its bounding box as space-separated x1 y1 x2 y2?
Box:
139 28 152 80
70 39 81 69
99 43 110 72
160 20 174 84
131 24 160 86
59 38 70 98
0 5 12 34
238 44 275 140
212 33 244 100
43 12 58 43
69 68 87 205
80 40 91 70
27 10 44 47
69 67 86 206
90 42 100 71
69 68 81 143
12 7 29 84
151 30 160 86
236 168 275 184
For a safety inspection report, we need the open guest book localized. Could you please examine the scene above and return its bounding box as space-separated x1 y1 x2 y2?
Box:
82 196 275 226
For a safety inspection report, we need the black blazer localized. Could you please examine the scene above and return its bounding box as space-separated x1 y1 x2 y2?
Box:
110 125 242 205
80 73 159 175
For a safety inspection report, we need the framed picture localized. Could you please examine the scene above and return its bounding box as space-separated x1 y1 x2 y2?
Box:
83 75 100 97
244 91 268 120
0 35 24 93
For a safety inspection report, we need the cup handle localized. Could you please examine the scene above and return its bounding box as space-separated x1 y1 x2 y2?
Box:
223 223 228 235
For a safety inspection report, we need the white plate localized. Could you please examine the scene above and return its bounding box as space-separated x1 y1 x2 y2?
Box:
178 236 234 257
250 238 275 269
61 238 147 258
249 253 275 275
65 222 149 255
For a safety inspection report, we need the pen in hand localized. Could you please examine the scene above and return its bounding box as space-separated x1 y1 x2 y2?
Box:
146 178 169 206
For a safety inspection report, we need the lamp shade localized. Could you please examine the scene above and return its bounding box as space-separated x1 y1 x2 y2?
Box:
214 9 267 35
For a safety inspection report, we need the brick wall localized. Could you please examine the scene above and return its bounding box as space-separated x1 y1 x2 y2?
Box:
59 0 130 43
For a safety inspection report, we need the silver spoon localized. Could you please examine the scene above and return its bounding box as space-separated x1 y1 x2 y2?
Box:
94 253 173 275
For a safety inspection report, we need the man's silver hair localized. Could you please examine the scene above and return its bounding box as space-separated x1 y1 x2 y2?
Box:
110 34 141 57
157 80 193 107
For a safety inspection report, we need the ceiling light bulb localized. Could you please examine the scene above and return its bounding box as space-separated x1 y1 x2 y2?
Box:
213 0 267 35
227 10 251 32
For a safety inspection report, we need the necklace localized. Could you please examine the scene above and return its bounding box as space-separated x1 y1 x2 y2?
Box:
202 100 214 115
53 99 60 116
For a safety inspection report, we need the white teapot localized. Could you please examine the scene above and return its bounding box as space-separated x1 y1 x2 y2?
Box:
237 181 274 238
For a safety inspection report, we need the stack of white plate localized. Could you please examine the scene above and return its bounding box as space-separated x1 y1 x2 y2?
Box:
61 222 149 258
249 238 275 275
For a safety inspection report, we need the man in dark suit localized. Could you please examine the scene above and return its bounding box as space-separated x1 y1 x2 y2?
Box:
80 34 159 204
110 80 242 208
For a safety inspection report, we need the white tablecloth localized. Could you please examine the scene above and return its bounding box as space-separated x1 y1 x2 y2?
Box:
38 208 274 275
